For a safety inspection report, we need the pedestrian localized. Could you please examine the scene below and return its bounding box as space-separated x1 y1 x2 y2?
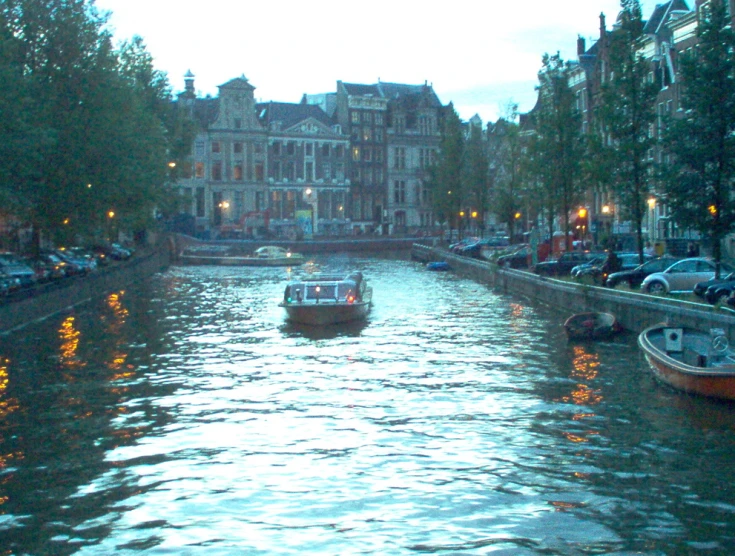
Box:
686 242 699 257
600 250 622 284
645 241 655 257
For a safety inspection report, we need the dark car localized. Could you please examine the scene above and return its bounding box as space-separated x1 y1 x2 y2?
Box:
458 238 508 259
575 253 653 284
496 245 531 269
533 251 603 276
605 256 680 289
693 271 735 304
0 251 37 289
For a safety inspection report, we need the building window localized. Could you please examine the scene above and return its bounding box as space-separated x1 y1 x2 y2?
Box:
351 111 361 124
336 163 345 180
375 128 383 142
273 161 281 180
363 127 372 141
394 147 406 169
234 118 242 129
195 162 205 178
394 180 406 204
375 148 383 163
322 163 331 180
352 147 360 161
305 162 313 180
212 161 222 180
363 112 371 123
195 141 205 156
196 187 205 217
322 143 330 157
363 147 372 162
212 141 221 153
287 142 295 155
336 145 344 158
305 143 313 156
375 113 383 125
255 162 264 182
234 164 243 181
273 142 281 155
234 142 243 154
255 143 264 154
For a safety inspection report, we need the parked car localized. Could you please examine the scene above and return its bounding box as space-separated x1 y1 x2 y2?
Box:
0 269 20 296
496 245 531 269
47 248 93 275
641 257 735 294
449 237 479 253
693 271 735 304
458 238 509 259
574 253 653 283
532 251 603 276
570 255 607 278
26 253 68 281
605 256 680 289
0 252 37 288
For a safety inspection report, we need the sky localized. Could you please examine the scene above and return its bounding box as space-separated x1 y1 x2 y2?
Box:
94 0 664 124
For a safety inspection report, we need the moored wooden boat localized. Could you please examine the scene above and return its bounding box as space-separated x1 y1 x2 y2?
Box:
179 245 304 266
564 312 622 340
426 261 450 271
638 324 735 400
279 272 372 326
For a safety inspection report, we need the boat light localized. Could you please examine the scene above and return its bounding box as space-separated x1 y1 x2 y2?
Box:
347 295 355 304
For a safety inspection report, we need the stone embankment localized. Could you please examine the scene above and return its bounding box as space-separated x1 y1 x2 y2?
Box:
0 246 171 335
412 243 735 341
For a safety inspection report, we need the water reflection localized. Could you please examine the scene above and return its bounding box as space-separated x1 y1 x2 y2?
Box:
0 257 734 554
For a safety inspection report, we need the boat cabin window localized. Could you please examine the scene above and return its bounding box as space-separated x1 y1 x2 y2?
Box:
287 281 358 301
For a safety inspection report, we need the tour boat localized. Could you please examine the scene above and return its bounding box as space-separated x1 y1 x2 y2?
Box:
564 312 622 340
179 245 304 266
638 323 735 400
279 272 372 326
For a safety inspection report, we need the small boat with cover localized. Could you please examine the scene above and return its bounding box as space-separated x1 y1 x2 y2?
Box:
564 312 622 340
179 245 304 266
279 272 372 326
638 324 735 400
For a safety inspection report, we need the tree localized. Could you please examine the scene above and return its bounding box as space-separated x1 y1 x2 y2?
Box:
599 0 659 260
462 122 489 235
428 104 464 239
487 109 527 243
0 1 186 248
529 52 586 251
661 0 735 276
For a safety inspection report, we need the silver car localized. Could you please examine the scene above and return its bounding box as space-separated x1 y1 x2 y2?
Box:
641 257 735 294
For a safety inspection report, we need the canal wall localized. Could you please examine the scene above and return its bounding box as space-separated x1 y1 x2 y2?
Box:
412 243 735 341
0 246 172 335
172 233 424 259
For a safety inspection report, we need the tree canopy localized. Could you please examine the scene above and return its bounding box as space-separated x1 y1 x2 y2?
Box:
0 0 187 247
661 0 735 275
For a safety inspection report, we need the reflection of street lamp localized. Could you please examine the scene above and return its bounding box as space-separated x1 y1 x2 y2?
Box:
647 198 656 241
107 210 115 242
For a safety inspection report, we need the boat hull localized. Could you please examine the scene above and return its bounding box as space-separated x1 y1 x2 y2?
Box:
280 301 370 326
638 324 735 400
564 312 621 340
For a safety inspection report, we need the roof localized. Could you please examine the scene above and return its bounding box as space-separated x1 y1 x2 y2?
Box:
256 101 336 131
643 0 691 35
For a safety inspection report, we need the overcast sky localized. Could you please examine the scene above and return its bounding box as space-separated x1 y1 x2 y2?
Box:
95 0 666 124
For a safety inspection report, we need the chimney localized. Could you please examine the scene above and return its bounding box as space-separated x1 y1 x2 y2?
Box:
184 70 195 97
577 36 586 55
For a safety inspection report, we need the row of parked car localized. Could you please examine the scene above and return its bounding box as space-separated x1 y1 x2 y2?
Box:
0 243 133 296
487 243 735 307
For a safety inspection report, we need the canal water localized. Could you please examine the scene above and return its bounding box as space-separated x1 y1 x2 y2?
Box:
1 252 734 555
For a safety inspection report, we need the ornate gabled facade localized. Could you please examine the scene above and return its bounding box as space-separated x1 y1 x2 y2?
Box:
380 81 443 233
257 101 350 237
173 75 446 238
174 74 268 237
